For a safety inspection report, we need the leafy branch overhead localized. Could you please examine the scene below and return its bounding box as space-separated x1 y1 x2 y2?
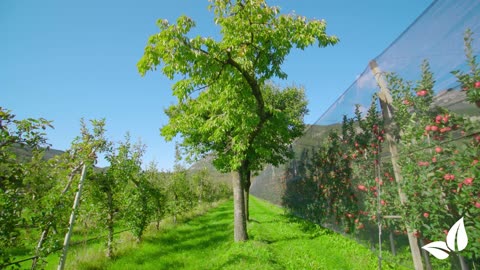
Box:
0 107 53 150
138 0 337 171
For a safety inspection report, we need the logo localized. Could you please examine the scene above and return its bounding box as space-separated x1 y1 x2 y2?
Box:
421 217 468 259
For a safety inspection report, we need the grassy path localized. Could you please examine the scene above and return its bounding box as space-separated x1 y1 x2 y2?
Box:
73 197 380 269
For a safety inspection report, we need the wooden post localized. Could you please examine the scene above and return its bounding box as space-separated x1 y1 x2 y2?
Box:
389 231 397 256
369 60 424 270
57 164 88 270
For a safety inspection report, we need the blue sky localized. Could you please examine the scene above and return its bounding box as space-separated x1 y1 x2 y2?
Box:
1 0 432 170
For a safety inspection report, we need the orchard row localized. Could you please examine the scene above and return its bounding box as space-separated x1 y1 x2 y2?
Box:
0 110 230 269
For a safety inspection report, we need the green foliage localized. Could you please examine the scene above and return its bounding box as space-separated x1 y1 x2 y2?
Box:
0 107 53 266
283 97 385 234
1 106 232 268
138 0 335 241
138 0 336 172
100 137 154 242
280 34 480 266
452 29 480 104
87 134 141 256
28 119 107 269
386 60 480 261
0 107 53 151
124 175 155 242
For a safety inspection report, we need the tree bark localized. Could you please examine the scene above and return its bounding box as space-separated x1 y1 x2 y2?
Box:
244 169 251 222
232 170 248 242
244 189 250 222
31 227 49 270
173 193 177 224
106 191 114 258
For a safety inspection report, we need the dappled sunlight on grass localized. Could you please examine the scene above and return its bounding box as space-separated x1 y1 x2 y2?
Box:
36 198 393 269
96 197 382 269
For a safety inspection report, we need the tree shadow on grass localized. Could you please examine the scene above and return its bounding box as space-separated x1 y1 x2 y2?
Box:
247 218 260 224
283 213 334 237
211 254 253 270
109 203 234 268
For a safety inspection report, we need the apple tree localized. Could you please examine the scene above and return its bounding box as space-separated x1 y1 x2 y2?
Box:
0 107 52 266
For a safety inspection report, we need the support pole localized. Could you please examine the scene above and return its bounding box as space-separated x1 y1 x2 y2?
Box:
369 60 424 270
57 164 88 270
389 231 397 256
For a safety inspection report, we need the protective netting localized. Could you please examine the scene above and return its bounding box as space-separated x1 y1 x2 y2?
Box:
251 0 480 269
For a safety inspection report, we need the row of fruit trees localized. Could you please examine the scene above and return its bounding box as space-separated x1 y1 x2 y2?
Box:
0 112 230 269
280 30 479 269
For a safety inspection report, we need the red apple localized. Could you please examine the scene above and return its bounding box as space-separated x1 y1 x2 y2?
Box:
443 174 455 181
475 81 480 88
463 178 474 186
442 115 449 123
416 90 428 96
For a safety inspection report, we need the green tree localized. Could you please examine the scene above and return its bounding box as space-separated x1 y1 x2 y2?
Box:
89 134 141 258
138 0 337 241
144 162 167 230
32 119 106 269
0 107 52 266
119 140 154 242
124 173 155 242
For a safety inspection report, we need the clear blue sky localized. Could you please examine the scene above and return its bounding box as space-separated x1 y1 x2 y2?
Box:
1 0 433 170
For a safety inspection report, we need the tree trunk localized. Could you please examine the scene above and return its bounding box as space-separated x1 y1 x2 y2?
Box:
244 170 251 222
173 193 177 224
155 203 161 230
106 191 114 258
232 170 248 242
244 189 250 222
199 178 203 204
31 227 49 269
389 231 397 256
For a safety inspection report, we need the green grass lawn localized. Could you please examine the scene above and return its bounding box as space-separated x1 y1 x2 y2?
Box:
56 196 387 270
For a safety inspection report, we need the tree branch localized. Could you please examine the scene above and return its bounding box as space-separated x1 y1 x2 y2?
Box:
226 55 266 120
189 63 227 97
225 54 272 157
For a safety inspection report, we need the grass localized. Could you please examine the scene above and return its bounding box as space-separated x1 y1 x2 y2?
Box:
43 196 392 270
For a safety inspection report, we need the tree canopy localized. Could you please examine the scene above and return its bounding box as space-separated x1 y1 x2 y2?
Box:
138 0 338 172
138 0 338 241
